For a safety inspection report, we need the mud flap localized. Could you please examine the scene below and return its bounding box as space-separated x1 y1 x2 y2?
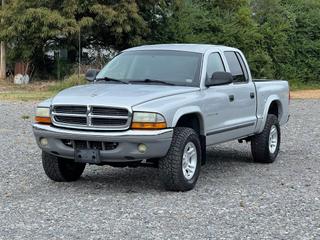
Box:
200 135 207 165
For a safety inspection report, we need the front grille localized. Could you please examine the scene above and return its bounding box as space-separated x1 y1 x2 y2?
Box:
54 116 87 125
54 106 87 114
52 105 130 130
92 107 128 116
91 118 127 126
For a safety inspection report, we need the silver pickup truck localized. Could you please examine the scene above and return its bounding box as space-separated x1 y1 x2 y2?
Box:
33 44 289 191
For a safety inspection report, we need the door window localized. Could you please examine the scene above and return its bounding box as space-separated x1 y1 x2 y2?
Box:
224 51 247 83
236 52 249 81
206 53 225 80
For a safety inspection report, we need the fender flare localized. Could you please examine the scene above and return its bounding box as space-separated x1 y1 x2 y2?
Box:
172 106 207 165
172 106 205 135
256 95 283 133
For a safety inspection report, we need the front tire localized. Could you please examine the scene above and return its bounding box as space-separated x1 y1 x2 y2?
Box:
42 151 86 182
251 114 281 163
159 127 201 191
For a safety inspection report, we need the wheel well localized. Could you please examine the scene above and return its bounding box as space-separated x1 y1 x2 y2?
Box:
175 113 207 165
175 113 203 135
268 101 279 118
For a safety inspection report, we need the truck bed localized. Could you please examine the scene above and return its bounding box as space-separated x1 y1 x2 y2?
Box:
253 79 285 82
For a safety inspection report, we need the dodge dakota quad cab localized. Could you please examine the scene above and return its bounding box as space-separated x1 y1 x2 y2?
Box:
33 44 289 191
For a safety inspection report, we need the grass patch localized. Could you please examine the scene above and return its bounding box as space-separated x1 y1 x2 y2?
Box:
0 91 56 101
21 115 30 120
48 75 86 92
289 80 320 91
0 75 86 101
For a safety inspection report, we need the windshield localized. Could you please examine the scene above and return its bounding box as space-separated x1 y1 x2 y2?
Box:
96 50 202 87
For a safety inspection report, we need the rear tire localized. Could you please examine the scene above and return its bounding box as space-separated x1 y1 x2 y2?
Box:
42 151 86 182
159 127 201 191
251 114 281 163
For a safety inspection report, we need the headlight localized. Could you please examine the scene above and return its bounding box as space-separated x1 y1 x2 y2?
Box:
131 112 167 130
35 107 51 124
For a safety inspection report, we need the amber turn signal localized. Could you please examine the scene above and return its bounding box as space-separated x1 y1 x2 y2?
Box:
35 116 52 124
131 122 167 130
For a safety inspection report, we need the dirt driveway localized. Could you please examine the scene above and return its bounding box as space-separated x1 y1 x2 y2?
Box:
290 89 320 99
0 100 319 239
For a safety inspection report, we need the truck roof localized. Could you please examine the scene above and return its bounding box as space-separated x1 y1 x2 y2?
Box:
124 44 238 54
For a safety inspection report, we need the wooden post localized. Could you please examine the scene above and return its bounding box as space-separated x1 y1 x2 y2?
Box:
78 25 81 80
0 42 5 80
0 0 6 80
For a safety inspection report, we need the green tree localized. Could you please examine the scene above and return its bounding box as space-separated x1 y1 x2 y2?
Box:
0 0 78 74
0 0 161 77
283 0 320 83
251 0 295 79
150 0 267 78
1 0 320 84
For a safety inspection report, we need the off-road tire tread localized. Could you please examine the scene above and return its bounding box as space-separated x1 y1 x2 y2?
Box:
159 127 201 191
251 114 280 163
42 151 85 182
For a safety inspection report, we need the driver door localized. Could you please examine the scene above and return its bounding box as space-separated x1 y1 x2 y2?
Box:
203 52 236 145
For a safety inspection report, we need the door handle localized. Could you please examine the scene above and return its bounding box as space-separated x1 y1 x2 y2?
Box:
250 92 255 99
229 95 235 102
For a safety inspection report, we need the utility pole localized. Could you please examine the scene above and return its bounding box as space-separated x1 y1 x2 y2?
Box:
78 25 81 80
0 0 6 80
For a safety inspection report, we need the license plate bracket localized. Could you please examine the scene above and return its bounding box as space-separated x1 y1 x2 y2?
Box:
75 149 101 164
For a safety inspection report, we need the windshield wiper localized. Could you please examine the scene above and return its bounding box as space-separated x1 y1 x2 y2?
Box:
95 77 128 84
129 79 176 86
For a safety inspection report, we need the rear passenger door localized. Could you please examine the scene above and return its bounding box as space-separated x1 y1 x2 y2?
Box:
204 51 257 145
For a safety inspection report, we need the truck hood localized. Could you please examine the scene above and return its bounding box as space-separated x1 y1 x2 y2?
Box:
51 83 199 108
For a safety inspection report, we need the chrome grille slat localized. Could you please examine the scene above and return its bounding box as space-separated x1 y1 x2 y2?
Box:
54 106 87 114
91 118 128 126
52 105 131 130
92 107 128 116
88 114 128 120
52 113 87 117
54 116 87 125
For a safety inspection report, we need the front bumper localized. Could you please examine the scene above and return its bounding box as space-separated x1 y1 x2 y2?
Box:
33 124 173 162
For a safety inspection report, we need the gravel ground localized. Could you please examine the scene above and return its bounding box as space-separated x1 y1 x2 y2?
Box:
0 100 319 240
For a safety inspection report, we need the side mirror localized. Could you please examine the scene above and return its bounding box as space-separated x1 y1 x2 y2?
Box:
206 72 233 86
85 69 100 82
